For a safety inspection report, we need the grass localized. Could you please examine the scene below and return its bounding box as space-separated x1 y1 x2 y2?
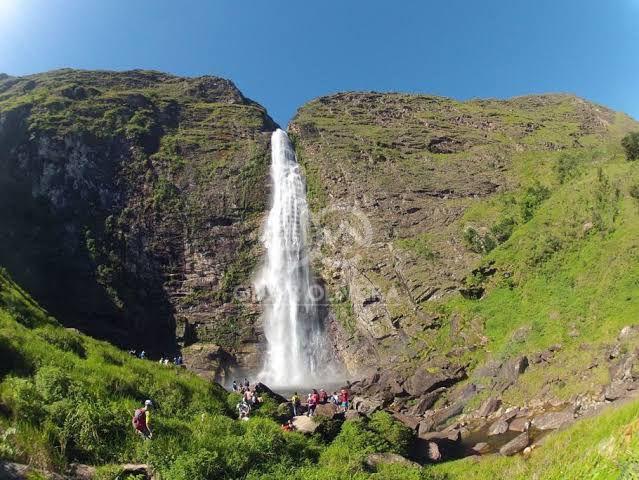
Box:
0 266 440 479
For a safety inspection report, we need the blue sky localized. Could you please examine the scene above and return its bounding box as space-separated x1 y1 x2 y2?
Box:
0 0 637 126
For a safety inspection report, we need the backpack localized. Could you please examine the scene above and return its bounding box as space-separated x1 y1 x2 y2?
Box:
132 408 146 429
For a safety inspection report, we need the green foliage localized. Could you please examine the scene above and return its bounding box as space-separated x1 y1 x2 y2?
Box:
519 182 551 222
622 131 639 161
630 183 639 200
463 227 496 254
554 152 581 184
490 217 516 243
395 233 437 260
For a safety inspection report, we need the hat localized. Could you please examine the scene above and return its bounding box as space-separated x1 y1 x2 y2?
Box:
144 400 153 407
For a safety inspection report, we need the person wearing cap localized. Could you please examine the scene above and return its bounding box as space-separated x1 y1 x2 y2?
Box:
132 400 153 439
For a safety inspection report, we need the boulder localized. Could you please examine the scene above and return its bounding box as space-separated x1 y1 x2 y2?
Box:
430 402 464 428
619 325 639 341
488 417 509 436
417 417 435 437
477 396 501 417
427 442 442 461
499 432 529 456
471 442 491 454
344 410 363 421
314 402 339 419
352 396 383 415
409 388 446 416
508 417 530 432
404 365 466 397
253 382 287 403
531 411 574 431
292 415 319 434
364 452 420 471
392 413 421 431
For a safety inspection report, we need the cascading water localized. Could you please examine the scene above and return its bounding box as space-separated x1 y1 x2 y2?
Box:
255 129 334 387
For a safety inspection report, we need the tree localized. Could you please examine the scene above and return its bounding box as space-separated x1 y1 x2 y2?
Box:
622 132 639 161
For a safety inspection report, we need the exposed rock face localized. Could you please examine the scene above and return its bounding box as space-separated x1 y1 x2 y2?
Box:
289 92 622 380
499 432 529 456
0 69 276 375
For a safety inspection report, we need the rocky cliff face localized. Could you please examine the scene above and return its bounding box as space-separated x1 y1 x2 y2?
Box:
290 92 639 417
0 69 276 376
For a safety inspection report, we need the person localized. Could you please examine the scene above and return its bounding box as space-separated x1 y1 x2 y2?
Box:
243 377 250 389
331 391 339 405
177 356 183 366
339 388 349 412
232 380 238 392
319 389 328 404
281 419 295 432
132 400 153 439
237 400 250 420
139 350 146 359
158 357 164 365
307 391 318 417
244 388 253 404
291 392 301 416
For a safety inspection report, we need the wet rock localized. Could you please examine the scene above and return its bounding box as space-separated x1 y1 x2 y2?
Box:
531 411 574 431
471 442 491 454
477 396 501 417
253 383 287 404
427 442 442 461
292 415 319 434
499 432 529 456
488 417 509 436
364 452 420 471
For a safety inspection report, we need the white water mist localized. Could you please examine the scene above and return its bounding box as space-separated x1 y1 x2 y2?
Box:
255 129 334 387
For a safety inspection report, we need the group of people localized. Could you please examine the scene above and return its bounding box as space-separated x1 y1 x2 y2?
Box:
233 378 264 420
158 355 183 366
127 349 184 367
292 387 350 417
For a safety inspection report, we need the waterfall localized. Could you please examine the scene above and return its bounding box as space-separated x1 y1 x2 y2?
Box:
255 129 333 387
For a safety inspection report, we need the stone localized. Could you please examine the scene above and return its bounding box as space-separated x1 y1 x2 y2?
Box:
344 410 363 421
409 388 446 416
314 402 339 419
531 411 574 431
427 442 442 461
499 432 529 456
488 418 509 436
404 365 466 397
619 325 639 341
253 382 287 403
417 417 435 437
392 413 421 431
471 442 491 454
352 396 383 415
292 415 319 434
364 452 420 471
508 417 530 432
477 396 501 417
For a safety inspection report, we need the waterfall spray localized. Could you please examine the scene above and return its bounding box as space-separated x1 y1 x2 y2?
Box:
255 129 334 387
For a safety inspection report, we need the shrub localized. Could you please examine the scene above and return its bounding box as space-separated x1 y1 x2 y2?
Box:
35 326 86 358
1 377 44 424
490 217 516 243
520 182 551 222
622 132 639 161
554 152 581 184
463 227 496 254
35 366 74 402
629 184 639 200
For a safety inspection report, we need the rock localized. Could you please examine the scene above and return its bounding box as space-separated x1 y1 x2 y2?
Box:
409 388 446 415
292 415 319 434
471 442 491 454
392 413 421 431
0 461 66 480
364 452 420 471
499 432 529 456
253 382 287 404
344 410 363 421
619 325 639 341
430 402 465 428
477 396 501 417
314 402 339 419
488 417 509 436
508 417 530 432
604 381 630 401
427 442 442 461
67 463 97 479
531 411 574 431
352 396 383 415
420 428 461 443
404 365 466 397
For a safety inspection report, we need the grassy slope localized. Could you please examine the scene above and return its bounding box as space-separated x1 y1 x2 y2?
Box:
0 267 439 479
432 398 639 479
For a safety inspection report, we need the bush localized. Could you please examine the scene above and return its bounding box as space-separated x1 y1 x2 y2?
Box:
35 326 86 358
490 217 516 243
622 132 639 161
520 182 551 222
463 227 496 254
629 184 639 200
367 411 413 456
1 377 44 423
554 152 581 184
35 366 75 402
